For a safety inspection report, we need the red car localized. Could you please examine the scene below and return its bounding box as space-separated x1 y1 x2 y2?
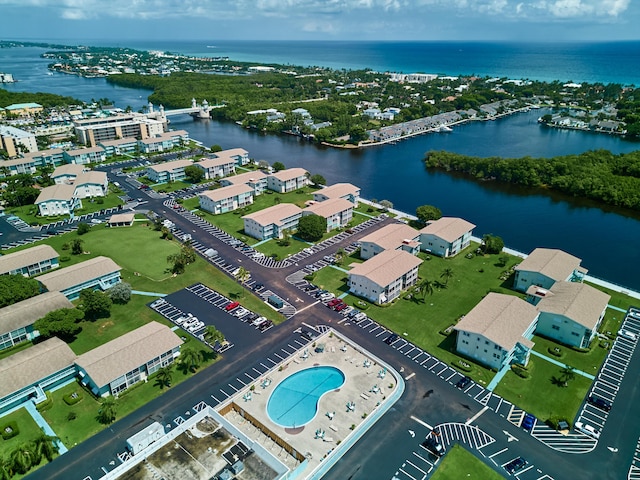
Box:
225 301 240 311
335 302 348 312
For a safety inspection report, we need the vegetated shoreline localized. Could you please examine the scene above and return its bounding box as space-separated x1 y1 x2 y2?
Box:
424 149 640 213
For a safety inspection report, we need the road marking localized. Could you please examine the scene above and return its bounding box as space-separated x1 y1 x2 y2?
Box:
405 372 415 380
295 300 320 314
489 447 508 458
466 406 489 425
410 415 433 430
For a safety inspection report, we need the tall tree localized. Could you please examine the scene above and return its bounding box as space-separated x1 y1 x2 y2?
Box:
440 268 454 285
107 282 132 304
79 289 112 320
97 397 117 424
297 214 325 241
416 205 443 224
203 325 225 346
71 238 84 255
34 308 84 341
154 365 174 389
0 275 40 308
414 278 434 300
234 267 250 298
272 161 286 172
179 347 203 373
9 443 34 474
560 365 576 387
33 433 59 463
184 165 204 183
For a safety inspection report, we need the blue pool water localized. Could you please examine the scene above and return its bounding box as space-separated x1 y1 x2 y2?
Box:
267 366 345 428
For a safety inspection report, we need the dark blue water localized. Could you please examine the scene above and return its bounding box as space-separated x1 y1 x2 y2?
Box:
2 43 640 290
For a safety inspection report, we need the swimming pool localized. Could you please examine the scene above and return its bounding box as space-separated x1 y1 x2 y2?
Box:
267 366 345 428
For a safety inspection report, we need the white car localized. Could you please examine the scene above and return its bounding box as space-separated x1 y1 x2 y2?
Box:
234 307 249 318
320 293 335 302
618 329 637 341
574 421 600 439
252 316 267 326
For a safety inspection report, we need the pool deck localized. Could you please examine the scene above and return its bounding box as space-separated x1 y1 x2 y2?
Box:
218 329 402 478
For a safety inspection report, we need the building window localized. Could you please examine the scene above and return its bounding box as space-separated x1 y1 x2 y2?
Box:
571 332 579 336
552 325 560 331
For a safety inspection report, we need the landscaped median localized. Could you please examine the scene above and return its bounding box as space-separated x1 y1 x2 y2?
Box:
431 444 504 480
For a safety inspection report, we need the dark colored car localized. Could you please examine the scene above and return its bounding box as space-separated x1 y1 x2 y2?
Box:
301 329 318 341
504 457 528 474
588 395 612 412
258 320 273 331
304 284 317 292
521 413 535 432
455 376 471 389
253 283 264 291
421 435 445 457
384 333 399 345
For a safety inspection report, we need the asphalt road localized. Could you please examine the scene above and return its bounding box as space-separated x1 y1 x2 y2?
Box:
14 161 640 480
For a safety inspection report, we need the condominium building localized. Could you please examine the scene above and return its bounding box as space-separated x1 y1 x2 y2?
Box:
0 125 38 157
74 114 164 146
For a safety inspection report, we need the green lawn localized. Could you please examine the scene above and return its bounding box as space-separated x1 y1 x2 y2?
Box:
531 334 608 376
431 445 504 480
151 180 192 193
494 355 592 423
254 237 310 260
0 407 44 458
311 266 350 295
7 192 124 226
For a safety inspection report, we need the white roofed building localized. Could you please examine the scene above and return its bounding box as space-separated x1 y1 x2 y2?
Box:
35 184 82 217
0 244 59 277
193 156 236 180
145 159 193 183
267 168 309 193
359 223 421 260
37 256 121 300
220 170 268 196
199 184 254 215
419 217 476 258
242 203 302 240
303 198 354 232
513 248 587 293
313 183 360 206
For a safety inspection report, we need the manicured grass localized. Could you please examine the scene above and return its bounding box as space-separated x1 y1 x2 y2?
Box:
0 407 44 458
254 237 310 259
531 334 608 376
590 282 639 311
431 445 503 480
7 192 124 226
310 266 350 295
494 355 592 423
151 180 192 193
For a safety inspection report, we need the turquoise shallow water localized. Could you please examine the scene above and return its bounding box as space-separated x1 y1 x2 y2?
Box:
267 366 345 428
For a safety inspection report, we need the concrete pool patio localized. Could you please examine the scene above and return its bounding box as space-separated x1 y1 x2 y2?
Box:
215 328 405 479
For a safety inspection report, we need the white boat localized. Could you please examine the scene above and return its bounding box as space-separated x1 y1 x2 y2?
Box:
435 125 453 132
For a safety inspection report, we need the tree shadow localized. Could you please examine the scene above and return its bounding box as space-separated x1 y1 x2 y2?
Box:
550 375 565 387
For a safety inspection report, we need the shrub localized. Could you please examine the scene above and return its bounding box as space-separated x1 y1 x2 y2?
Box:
96 197 104 204
67 411 77 421
453 360 472 372
0 421 19 440
570 346 590 353
303 274 315 281
511 364 529 378
547 346 563 357
36 394 53 412
59 256 70 263
61 243 70 251
63 391 83 405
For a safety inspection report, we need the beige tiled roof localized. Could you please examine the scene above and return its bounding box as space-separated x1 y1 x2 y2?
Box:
269 167 309 181
349 249 423 288
314 183 360 200
2 157 36 167
420 217 476 243
304 197 353 218
215 148 248 157
0 291 72 334
35 183 76 203
196 156 236 169
0 244 59 275
74 171 107 186
139 130 188 144
65 146 104 156
52 164 85 178
37 256 121 293
98 137 138 146
360 223 420 250
242 203 302 226
108 213 135 224
199 184 253 202
455 293 539 351
22 148 63 159
538 281 610 330
516 248 586 281
224 170 267 185
0 338 77 398
76 322 183 388
147 159 193 173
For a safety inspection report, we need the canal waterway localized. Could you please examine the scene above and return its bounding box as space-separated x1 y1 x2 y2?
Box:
2 46 640 290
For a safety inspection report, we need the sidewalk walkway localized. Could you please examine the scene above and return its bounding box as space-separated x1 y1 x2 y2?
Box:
487 362 511 391
608 304 627 313
530 350 596 380
131 290 167 297
24 401 68 454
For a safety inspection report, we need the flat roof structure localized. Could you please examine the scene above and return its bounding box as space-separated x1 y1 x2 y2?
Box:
420 217 476 242
199 184 253 202
242 203 302 226
537 281 610 330
98 137 138 147
0 338 77 399
0 244 59 276
37 256 121 293
349 249 423 287
64 146 104 156
455 293 538 351
0 291 72 335
516 248 587 280
74 171 107 185
75 322 182 389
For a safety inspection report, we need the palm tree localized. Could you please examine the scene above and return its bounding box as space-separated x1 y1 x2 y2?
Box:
560 365 576 387
97 396 117 425
0 456 12 480
415 278 434 300
154 365 174 389
10 443 35 474
180 347 203 373
33 433 59 463
234 267 250 298
440 268 454 286
335 248 346 266
203 325 225 346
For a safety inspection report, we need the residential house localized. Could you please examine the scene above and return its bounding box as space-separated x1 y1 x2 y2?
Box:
0 338 77 414
454 293 539 370
348 249 423 304
303 198 354 232
75 322 183 397
419 217 476 257
513 248 587 292
0 244 59 277
267 168 309 193
145 159 193 183
193 156 236 180
37 256 121 300
359 223 421 260
313 183 360 206
35 184 81 217
242 203 303 240
62 146 106 165
0 292 72 351
534 281 610 349
220 170 268 196
198 184 254 215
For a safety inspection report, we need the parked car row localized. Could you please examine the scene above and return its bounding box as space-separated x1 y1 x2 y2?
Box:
224 301 273 332
174 313 204 333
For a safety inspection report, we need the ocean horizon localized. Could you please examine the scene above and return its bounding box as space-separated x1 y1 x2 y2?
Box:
5 39 640 85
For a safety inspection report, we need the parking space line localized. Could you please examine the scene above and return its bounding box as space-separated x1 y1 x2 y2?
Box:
489 447 508 458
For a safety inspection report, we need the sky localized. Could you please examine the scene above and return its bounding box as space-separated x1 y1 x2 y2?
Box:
1 0 638 42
